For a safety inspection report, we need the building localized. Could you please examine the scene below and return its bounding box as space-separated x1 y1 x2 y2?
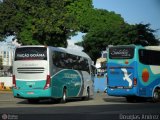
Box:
0 42 14 66
95 50 107 75
0 41 15 76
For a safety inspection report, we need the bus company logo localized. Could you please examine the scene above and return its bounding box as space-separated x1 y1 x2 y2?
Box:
23 63 38 67
17 53 45 58
2 114 8 120
111 49 130 56
64 73 78 79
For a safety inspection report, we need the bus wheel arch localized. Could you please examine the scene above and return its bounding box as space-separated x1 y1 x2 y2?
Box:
152 87 160 102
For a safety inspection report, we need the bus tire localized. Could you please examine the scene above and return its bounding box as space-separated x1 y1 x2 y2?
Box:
152 89 160 102
82 87 90 101
81 87 90 101
61 88 67 103
27 99 39 104
86 87 90 100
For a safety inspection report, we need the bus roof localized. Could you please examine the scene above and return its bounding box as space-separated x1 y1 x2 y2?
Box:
145 46 160 51
108 45 136 48
51 47 91 59
108 45 160 51
17 45 46 48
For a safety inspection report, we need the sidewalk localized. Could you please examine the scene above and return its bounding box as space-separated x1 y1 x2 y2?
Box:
0 90 12 94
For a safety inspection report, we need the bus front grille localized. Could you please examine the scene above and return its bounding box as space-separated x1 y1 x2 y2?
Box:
17 67 45 74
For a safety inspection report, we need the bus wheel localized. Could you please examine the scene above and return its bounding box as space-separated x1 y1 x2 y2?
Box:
27 99 39 104
153 89 160 102
61 89 67 103
81 88 90 101
86 87 90 100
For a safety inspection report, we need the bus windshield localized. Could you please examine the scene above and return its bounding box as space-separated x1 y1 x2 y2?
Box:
15 47 47 61
109 46 135 59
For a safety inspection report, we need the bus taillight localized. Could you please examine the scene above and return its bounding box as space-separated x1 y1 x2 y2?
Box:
12 75 16 87
44 75 51 89
133 78 137 86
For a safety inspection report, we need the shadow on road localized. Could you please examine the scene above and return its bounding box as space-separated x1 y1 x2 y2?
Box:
103 97 127 103
1 101 160 120
103 96 159 103
17 98 94 105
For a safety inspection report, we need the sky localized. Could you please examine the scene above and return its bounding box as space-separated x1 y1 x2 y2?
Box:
70 0 160 42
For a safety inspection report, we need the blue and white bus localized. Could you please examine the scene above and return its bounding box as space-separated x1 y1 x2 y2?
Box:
107 45 160 102
12 45 94 103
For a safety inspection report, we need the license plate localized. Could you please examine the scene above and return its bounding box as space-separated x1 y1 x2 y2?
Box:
27 92 34 94
117 86 123 89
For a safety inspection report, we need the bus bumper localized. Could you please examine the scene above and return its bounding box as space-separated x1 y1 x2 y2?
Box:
12 88 51 99
107 87 137 97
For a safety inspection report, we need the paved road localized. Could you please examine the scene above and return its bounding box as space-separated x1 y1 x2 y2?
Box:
0 91 160 120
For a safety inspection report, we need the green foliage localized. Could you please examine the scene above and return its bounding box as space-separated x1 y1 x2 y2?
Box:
0 0 93 47
76 9 125 62
76 8 124 33
65 0 93 33
133 23 159 45
79 22 159 62
0 0 159 63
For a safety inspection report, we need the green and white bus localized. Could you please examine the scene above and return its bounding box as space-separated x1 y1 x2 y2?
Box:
12 45 94 103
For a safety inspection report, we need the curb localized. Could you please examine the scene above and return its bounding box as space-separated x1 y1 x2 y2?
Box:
0 90 12 94
0 82 12 91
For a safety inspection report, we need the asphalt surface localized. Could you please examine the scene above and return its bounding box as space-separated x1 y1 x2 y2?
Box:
0 91 160 120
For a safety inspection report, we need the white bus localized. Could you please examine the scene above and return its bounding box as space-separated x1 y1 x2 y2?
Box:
12 45 94 103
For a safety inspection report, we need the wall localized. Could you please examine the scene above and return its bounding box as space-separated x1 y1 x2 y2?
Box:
0 77 12 91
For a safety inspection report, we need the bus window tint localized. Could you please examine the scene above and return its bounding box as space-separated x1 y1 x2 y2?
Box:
15 47 47 61
52 51 90 73
139 49 160 65
109 47 135 59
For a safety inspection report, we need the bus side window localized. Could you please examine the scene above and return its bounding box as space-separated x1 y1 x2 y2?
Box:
139 49 160 65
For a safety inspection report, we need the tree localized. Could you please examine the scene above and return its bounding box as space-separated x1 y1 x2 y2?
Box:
132 23 159 45
77 22 159 63
0 0 93 47
76 9 125 62
66 0 93 33
1 0 159 63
